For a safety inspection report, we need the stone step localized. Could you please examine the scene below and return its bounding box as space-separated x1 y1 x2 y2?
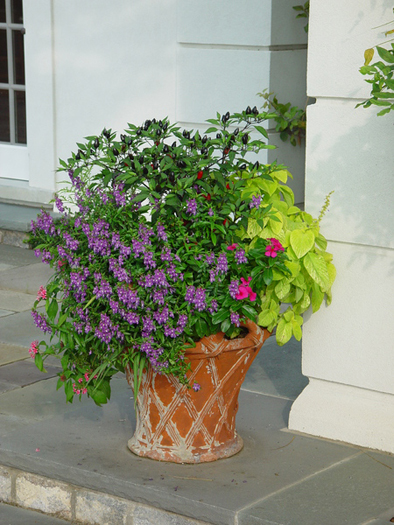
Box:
0 202 57 249
0 465 212 525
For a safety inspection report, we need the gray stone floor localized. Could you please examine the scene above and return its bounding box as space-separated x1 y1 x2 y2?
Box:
0 244 394 525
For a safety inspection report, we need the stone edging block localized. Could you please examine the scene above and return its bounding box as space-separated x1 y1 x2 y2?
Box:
0 464 212 524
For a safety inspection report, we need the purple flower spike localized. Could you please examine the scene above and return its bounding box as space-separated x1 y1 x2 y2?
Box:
186 199 197 216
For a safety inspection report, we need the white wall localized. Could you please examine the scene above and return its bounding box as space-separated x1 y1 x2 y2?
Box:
1 0 308 206
289 0 394 453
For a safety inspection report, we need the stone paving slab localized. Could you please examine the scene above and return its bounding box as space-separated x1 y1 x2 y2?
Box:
242 335 308 400
0 289 36 313
0 501 71 524
0 263 53 294
238 453 394 525
0 243 38 268
0 343 30 366
0 309 51 347
0 379 359 525
0 360 60 388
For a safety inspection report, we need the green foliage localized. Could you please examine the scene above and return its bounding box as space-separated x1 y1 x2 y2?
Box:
240 170 335 346
358 43 394 116
28 107 335 405
293 1 309 33
258 89 306 147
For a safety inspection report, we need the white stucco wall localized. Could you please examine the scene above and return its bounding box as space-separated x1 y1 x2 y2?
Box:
0 0 308 205
289 0 394 453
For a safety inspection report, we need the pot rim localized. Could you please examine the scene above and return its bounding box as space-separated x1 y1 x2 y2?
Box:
184 319 271 360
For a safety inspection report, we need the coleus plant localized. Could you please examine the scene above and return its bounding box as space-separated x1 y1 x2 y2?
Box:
28 107 335 405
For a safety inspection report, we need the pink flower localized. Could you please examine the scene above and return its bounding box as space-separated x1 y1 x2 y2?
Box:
265 247 278 258
29 340 39 358
81 388 88 395
266 238 284 257
84 372 90 381
36 286 47 301
269 238 285 251
235 277 256 302
236 286 249 300
227 243 238 251
248 290 257 301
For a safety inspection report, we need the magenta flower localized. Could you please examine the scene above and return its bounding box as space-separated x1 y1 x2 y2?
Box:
36 286 47 301
227 243 238 251
29 340 39 358
265 246 278 258
236 277 256 302
235 286 249 300
265 238 285 258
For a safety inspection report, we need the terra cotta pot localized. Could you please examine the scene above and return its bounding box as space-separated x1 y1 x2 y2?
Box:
125 319 270 463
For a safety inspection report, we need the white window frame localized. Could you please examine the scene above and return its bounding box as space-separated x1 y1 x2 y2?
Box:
0 0 26 145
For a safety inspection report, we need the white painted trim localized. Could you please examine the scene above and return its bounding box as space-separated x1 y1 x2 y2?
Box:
289 378 394 454
0 144 28 181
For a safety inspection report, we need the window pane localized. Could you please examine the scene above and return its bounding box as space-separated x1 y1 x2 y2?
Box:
0 0 5 23
14 89 26 144
12 30 24 84
11 0 23 24
0 89 10 142
0 29 8 83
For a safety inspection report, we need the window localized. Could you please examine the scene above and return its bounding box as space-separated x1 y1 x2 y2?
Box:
0 0 26 144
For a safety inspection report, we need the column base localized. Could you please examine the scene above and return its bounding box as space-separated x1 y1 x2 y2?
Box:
289 378 394 454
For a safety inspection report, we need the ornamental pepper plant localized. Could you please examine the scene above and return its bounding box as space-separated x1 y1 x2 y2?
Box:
28 107 334 405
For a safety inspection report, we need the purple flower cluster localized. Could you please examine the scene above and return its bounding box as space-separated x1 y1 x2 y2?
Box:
156 223 167 241
230 312 241 327
117 286 140 309
63 232 79 252
186 198 197 216
235 249 248 264
31 211 56 236
55 197 64 213
249 195 262 209
95 313 119 344
68 271 88 303
31 310 52 333
140 341 167 371
113 183 126 207
216 253 228 274
229 280 239 299
93 273 112 299
185 286 206 311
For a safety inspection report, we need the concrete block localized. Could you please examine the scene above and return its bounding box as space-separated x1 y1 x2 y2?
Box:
134 505 211 525
75 490 134 525
0 465 12 503
15 473 72 520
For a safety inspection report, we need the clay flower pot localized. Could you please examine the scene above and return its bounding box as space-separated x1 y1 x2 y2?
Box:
125 320 271 463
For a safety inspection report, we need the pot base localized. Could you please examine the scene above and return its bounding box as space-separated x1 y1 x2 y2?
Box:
128 434 244 464
126 321 270 463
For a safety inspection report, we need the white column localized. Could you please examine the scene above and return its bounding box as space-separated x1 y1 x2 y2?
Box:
288 0 394 453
